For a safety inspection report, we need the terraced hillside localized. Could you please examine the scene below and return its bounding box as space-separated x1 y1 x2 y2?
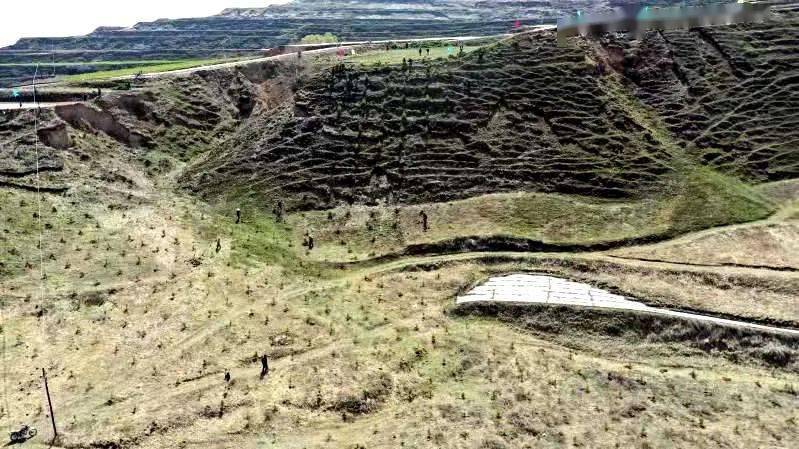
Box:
185 33 676 210
173 18 799 261
600 8 799 183
181 23 788 217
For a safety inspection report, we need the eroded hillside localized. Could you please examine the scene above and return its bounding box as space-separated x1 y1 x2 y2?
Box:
185 33 675 210
601 10 799 182
181 15 796 210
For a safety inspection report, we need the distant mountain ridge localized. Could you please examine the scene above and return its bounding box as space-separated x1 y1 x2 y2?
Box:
0 0 730 87
5 1 723 51
215 0 571 21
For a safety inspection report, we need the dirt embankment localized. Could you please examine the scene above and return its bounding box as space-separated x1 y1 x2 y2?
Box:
37 122 71 149
0 57 305 196
455 302 799 371
55 103 150 148
47 58 304 160
0 109 68 191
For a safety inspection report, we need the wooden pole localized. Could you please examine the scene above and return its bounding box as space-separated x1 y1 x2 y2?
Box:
41 368 57 439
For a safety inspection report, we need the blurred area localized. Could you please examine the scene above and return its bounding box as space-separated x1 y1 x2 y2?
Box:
558 1 772 44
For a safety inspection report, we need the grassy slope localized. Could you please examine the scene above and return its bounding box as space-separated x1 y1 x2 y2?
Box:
4 213 798 448
286 169 776 263
288 192 670 262
611 180 799 270
283 64 775 262
2 170 797 449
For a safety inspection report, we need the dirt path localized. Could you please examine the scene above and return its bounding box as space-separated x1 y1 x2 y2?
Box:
457 273 799 336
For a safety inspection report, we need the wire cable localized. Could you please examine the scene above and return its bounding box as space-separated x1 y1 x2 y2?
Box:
33 64 52 438
33 64 46 303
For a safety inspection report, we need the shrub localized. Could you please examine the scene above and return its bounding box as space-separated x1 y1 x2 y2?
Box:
300 33 339 44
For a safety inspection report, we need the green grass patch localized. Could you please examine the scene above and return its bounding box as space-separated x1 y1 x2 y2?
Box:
668 166 776 233
287 172 776 263
345 45 481 66
62 57 253 83
287 192 669 262
191 202 306 273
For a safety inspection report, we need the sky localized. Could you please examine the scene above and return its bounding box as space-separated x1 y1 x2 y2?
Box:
0 1 290 47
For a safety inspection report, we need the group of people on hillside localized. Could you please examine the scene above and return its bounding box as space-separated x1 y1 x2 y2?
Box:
221 202 428 386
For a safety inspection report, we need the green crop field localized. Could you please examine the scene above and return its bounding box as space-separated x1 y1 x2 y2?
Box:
60 57 254 83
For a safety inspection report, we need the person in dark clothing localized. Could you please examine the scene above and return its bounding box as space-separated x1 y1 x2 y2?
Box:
216 238 222 253
260 354 270 379
224 370 231 383
419 210 429 232
419 47 422 57
303 232 315 250
235 208 241 224
426 48 430 56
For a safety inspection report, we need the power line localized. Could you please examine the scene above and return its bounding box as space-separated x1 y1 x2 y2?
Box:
32 64 46 305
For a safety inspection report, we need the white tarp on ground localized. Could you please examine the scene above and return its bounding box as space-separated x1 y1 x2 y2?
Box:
456 274 799 336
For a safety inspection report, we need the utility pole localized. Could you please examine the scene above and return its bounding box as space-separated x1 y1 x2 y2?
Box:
41 368 57 440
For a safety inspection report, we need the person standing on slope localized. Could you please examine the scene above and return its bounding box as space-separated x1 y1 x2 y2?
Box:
260 353 270 379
